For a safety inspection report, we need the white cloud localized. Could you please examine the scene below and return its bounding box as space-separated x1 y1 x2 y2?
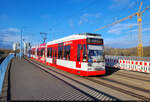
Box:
129 1 136 8
6 28 20 33
105 30 150 48
78 13 101 25
109 0 137 12
128 26 150 33
82 13 101 18
143 27 150 32
109 0 131 9
0 28 32 46
0 28 39 48
79 20 83 25
108 23 138 35
1 28 20 34
142 33 150 46
69 19 74 28
2 34 20 42
104 34 138 48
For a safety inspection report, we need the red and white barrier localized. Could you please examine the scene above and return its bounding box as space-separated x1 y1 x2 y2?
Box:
105 56 150 74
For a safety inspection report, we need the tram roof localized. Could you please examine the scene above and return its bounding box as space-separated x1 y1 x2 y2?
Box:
47 33 102 45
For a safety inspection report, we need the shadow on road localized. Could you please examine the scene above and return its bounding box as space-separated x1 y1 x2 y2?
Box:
90 67 120 78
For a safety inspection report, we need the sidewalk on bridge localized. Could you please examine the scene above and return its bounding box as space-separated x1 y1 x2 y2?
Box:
6 57 93 101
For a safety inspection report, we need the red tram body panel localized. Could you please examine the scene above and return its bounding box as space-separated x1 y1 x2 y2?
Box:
36 43 46 63
30 33 105 76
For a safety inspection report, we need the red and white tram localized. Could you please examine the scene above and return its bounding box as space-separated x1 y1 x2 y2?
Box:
30 33 105 76
30 46 36 60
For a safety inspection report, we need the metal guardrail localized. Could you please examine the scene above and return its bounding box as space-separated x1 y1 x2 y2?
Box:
0 54 8 62
0 53 14 95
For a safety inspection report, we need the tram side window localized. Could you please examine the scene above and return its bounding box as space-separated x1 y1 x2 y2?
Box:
33 50 35 55
83 44 87 62
49 48 52 57
37 49 39 56
58 46 63 59
36 50 37 55
64 46 70 60
77 44 82 61
31 50 33 55
40 49 42 56
47 48 52 58
47 48 50 57
41 48 45 56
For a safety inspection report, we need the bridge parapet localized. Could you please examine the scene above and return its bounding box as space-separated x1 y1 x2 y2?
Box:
105 55 150 73
0 53 14 95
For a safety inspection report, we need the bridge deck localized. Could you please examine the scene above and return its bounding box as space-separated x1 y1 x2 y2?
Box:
10 58 92 101
1 57 149 101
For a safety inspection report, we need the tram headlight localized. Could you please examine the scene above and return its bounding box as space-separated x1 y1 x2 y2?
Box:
88 59 93 63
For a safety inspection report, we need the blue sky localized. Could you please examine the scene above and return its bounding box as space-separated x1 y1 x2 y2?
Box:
0 0 150 49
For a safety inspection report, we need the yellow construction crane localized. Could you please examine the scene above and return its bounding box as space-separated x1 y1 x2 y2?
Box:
137 1 143 57
94 1 149 57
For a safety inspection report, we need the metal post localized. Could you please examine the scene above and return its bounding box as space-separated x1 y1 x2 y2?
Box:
20 29 23 59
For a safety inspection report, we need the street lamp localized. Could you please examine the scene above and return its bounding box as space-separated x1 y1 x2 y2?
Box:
40 32 48 43
20 29 23 59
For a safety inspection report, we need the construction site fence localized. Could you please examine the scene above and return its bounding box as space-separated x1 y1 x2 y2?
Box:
105 55 150 73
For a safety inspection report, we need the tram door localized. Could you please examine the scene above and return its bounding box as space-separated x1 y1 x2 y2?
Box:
52 48 57 64
76 44 83 68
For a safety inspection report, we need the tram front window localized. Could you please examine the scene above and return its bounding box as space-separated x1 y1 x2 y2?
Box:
88 45 104 62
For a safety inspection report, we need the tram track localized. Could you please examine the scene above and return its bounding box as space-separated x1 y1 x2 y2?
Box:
25 58 150 101
101 74 150 90
106 68 150 82
113 73 150 82
84 77 150 101
98 77 150 94
25 58 118 101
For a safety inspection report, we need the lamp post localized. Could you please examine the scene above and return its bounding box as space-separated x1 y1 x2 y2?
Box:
40 32 47 44
22 39 25 56
20 29 23 59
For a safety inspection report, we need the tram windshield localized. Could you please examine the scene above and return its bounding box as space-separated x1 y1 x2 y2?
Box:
88 45 104 62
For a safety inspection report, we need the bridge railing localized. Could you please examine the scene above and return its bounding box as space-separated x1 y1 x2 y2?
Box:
105 55 150 73
0 53 14 95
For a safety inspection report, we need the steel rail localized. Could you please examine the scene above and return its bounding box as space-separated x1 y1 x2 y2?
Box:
26 58 150 101
84 77 150 101
106 68 150 82
25 58 119 101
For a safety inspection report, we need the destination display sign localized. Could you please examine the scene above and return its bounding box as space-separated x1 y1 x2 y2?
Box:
87 38 103 44
88 45 103 50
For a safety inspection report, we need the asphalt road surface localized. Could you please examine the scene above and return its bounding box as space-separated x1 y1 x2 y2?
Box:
10 58 94 101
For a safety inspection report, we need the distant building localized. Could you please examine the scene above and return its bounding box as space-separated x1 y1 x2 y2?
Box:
23 42 31 55
13 42 31 55
12 43 17 51
12 42 20 50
